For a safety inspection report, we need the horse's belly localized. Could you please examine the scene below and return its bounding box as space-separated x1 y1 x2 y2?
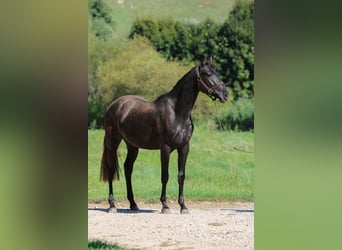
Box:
124 137 160 150
121 124 161 149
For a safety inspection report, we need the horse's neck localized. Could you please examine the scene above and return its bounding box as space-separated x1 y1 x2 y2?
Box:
171 68 199 119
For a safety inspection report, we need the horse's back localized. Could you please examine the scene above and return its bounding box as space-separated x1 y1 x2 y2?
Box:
107 95 146 110
106 95 150 116
105 95 162 148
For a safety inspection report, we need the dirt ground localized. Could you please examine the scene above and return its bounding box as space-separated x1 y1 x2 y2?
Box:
88 200 254 249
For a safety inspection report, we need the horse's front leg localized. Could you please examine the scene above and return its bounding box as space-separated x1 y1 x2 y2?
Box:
177 143 189 214
160 146 171 213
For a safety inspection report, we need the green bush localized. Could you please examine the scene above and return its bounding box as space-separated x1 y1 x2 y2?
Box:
88 96 105 129
96 36 190 104
88 32 120 129
216 97 254 131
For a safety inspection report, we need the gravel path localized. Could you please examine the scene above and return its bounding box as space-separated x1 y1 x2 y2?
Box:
88 201 254 249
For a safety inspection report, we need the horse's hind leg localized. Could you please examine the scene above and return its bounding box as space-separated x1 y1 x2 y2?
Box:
124 143 139 210
108 181 115 213
107 138 121 213
101 124 122 213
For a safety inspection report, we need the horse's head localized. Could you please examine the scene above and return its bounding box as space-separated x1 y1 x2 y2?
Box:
196 57 229 103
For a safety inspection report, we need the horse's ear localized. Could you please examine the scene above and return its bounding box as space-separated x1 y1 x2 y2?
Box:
209 55 213 63
201 56 207 66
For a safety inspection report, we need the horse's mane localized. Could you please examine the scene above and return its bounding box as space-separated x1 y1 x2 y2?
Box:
153 66 196 103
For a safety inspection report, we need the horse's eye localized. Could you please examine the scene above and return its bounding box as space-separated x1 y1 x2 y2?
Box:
203 71 212 76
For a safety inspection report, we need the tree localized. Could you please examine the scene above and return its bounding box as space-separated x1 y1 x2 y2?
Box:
88 0 115 40
218 0 254 98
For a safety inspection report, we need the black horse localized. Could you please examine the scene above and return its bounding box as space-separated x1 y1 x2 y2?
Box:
100 57 228 214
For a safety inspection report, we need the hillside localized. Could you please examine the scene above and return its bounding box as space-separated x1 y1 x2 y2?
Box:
105 0 235 38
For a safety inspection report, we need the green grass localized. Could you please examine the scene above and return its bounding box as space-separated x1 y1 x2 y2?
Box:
88 240 132 250
105 0 235 38
88 124 254 203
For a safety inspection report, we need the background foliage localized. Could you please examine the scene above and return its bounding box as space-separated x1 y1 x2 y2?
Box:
129 0 254 98
97 37 188 104
88 0 254 130
88 0 116 40
216 97 254 131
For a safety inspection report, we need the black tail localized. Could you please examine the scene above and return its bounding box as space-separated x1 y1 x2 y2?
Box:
100 126 120 181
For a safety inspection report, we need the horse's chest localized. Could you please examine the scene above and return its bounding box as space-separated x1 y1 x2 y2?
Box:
168 121 193 147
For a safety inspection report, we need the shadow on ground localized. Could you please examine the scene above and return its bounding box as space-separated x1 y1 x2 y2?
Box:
88 207 159 214
221 208 254 213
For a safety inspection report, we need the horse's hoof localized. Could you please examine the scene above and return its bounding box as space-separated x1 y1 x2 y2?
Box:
180 208 189 214
130 205 139 210
108 207 117 213
161 207 171 214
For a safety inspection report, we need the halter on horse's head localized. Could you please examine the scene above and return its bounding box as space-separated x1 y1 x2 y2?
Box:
195 57 229 103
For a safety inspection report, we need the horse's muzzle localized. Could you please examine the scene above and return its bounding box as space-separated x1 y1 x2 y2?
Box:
217 88 229 103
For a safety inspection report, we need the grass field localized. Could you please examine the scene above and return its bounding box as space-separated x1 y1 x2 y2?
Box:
105 0 235 39
88 124 254 203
